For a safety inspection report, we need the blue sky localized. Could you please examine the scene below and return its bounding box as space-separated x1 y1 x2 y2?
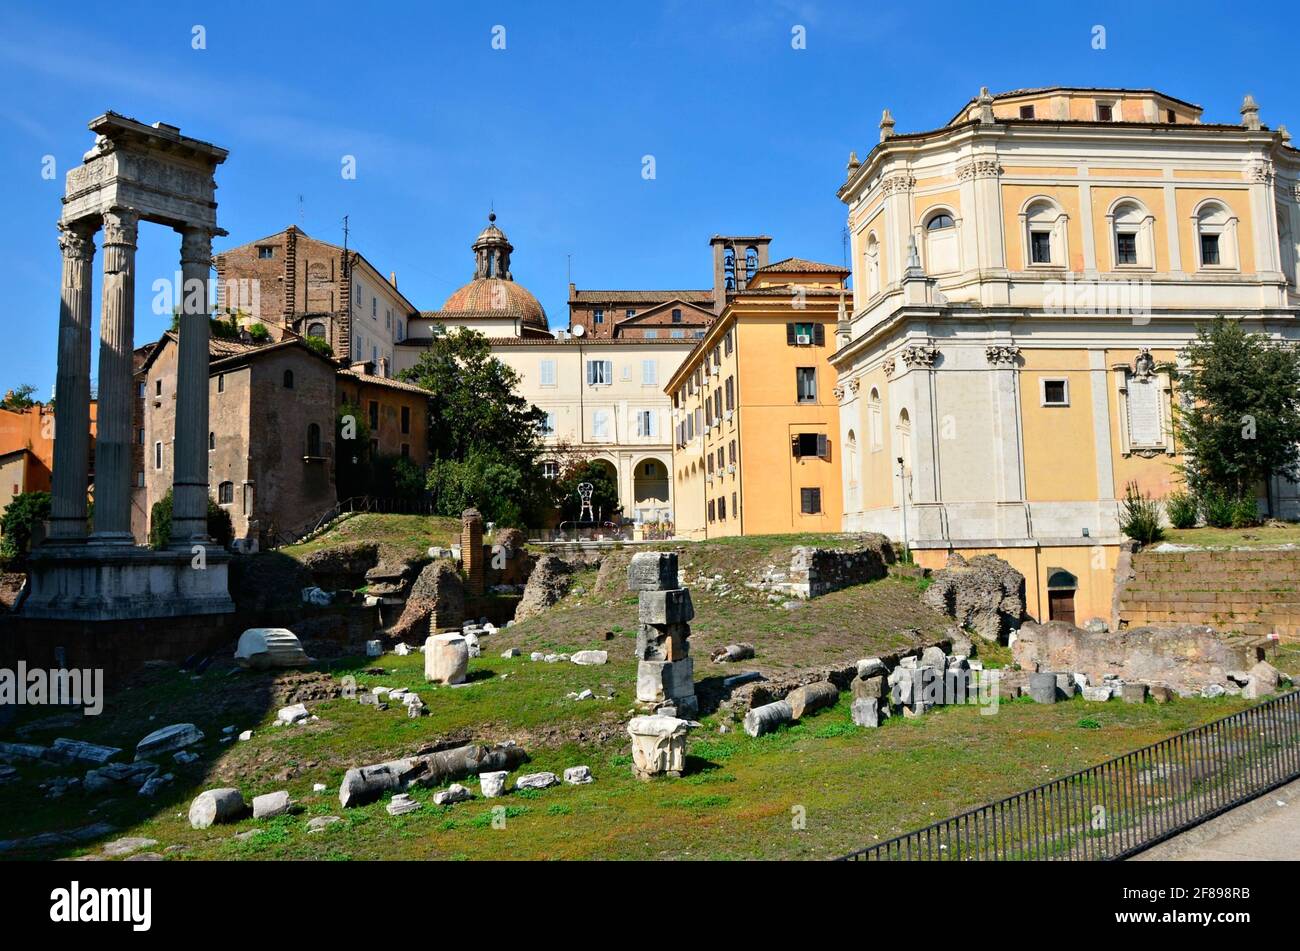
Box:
0 0 1290 396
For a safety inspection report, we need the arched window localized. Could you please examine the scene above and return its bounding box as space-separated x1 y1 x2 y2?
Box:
208 431 215 451
723 247 736 290
1108 199 1154 269
1020 197 1068 267
1193 200 1238 270
865 232 881 298
217 481 234 505
283 369 294 389
868 387 883 451
1280 203 1298 287
307 322 326 338
744 246 759 281
307 422 322 457
896 408 913 502
845 428 858 504
922 209 959 274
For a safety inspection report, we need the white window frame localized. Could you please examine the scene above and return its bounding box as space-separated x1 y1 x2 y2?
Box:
539 358 557 387
1192 199 1239 271
641 359 657 386
1019 197 1069 269
1040 377 1071 407
1107 198 1156 270
586 359 612 386
591 408 611 440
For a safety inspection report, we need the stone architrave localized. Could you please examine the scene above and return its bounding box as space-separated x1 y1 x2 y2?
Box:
425 633 469 684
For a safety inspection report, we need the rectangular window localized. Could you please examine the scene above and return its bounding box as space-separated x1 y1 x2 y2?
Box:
708 499 716 522
718 496 726 520
626 309 636 318
641 359 657 386
796 367 817 403
644 329 658 339
257 246 274 259
542 460 559 479
636 410 655 438
671 308 682 323
539 359 557 386
800 487 822 514
400 405 410 434
1030 231 1052 264
154 379 162 396
671 330 685 339
369 400 379 429
541 412 556 435
792 432 829 459
1200 234 1221 266
728 440 736 464
725 376 734 411
593 308 604 324
1096 102 1114 122
586 360 612 386
1019 105 1035 119
724 330 733 356
1041 378 1070 407
1116 232 1138 265
371 297 377 318
217 374 225 393
154 441 163 470
1166 108 1176 123
592 409 610 439
138 428 145 445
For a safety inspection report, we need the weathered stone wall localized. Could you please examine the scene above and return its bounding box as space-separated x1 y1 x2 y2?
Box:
789 534 894 598
921 552 1026 642
1013 620 1266 696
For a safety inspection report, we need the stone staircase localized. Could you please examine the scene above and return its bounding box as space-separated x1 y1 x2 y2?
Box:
1118 547 1300 640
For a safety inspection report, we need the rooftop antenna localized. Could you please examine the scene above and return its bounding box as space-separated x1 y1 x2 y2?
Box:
342 214 350 252
567 253 572 284
298 193 304 227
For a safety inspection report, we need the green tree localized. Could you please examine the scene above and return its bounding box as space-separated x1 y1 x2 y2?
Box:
398 328 552 522
147 489 234 550
0 384 38 411
553 458 621 524
1172 318 1300 509
0 490 51 565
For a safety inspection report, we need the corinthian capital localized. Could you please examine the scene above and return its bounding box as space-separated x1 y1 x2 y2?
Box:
179 227 214 265
58 224 96 261
101 207 139 248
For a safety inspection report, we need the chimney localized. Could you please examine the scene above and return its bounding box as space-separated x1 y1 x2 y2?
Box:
389 271 398 289
377 356 390 378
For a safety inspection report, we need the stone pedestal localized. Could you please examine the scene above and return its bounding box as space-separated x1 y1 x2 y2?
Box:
425 633 469 684
22 544 234 620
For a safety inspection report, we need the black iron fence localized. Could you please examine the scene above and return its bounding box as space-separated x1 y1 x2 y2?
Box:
838 688 1300 861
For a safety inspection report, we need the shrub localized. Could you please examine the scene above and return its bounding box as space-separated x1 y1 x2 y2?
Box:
0 490 52 566
149 489 234 549
1118 481 1163 545
1164 491 1198 530
1230 495 1260 529
1200 487 1236 529
303 336 334 359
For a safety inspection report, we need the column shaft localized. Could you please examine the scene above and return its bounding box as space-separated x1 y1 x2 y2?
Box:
170 227 214 544
90 208 138 542
48 224 97 540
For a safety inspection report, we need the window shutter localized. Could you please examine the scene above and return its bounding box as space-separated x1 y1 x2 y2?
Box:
814 323 825 346
818 434 829 459
791 435 801 459
786 323 796 345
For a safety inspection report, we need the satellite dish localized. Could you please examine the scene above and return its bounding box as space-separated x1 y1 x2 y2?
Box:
571 324 586 337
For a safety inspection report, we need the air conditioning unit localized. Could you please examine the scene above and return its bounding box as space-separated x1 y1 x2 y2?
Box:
706 475 714 483
796 334 812 345
723 410 734 422
727 464 736 474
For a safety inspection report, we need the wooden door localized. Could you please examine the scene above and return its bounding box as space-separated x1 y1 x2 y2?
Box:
1048 589 1076 625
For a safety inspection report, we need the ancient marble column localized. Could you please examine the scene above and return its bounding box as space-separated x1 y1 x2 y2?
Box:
48 223 97 541
170 226 213 545
89 207 138 543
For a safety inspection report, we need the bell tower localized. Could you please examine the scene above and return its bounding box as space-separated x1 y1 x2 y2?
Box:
472 212 514 281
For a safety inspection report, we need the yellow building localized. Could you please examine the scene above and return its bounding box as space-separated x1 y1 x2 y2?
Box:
667 258 849 539
835 87 1300 626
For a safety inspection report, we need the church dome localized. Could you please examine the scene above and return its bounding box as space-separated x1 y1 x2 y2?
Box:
441 213 548 332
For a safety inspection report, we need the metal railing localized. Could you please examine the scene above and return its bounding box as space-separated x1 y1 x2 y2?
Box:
838 688 1300 861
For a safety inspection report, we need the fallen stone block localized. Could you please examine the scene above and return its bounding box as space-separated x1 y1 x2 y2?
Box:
432 783 473 805
189 788 247 829
856 658 887 678
135 723 204 761
252 790 291 819
85 761 159 795
479 771 508 798
387 793 421 816
851 697 881 728
276 704 310 726
365 640 383 657
711 643 755 663
424 633 469 685
338 742 528 808
307 816 341 833
1082 685 1112 702
1149 685 1173 704
501 648 522 658
234 628 310 669
571 650 608 666
0 742 47 764
1121 683 1148 704
47 738 121 766
920 646 948 670
102 836 158 857
564 765 593 785
515 771 559 790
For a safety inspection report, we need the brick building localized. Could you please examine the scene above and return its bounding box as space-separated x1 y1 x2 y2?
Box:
214 225 417 371
336 363 432 462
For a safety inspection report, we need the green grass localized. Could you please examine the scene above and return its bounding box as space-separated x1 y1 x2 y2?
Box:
280 513 463 563
1163 523 1300 549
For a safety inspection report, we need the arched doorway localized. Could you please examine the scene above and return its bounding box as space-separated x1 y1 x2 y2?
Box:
632 456 670 523
1047 568 1077 624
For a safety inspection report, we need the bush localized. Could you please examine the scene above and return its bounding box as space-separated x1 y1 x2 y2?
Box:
1119 481 1164 545
303 336 334 359
1200 487 1236 529
1164 491 1198 530
0 491 52 565
149 489 234 549
1230 495 1260 529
